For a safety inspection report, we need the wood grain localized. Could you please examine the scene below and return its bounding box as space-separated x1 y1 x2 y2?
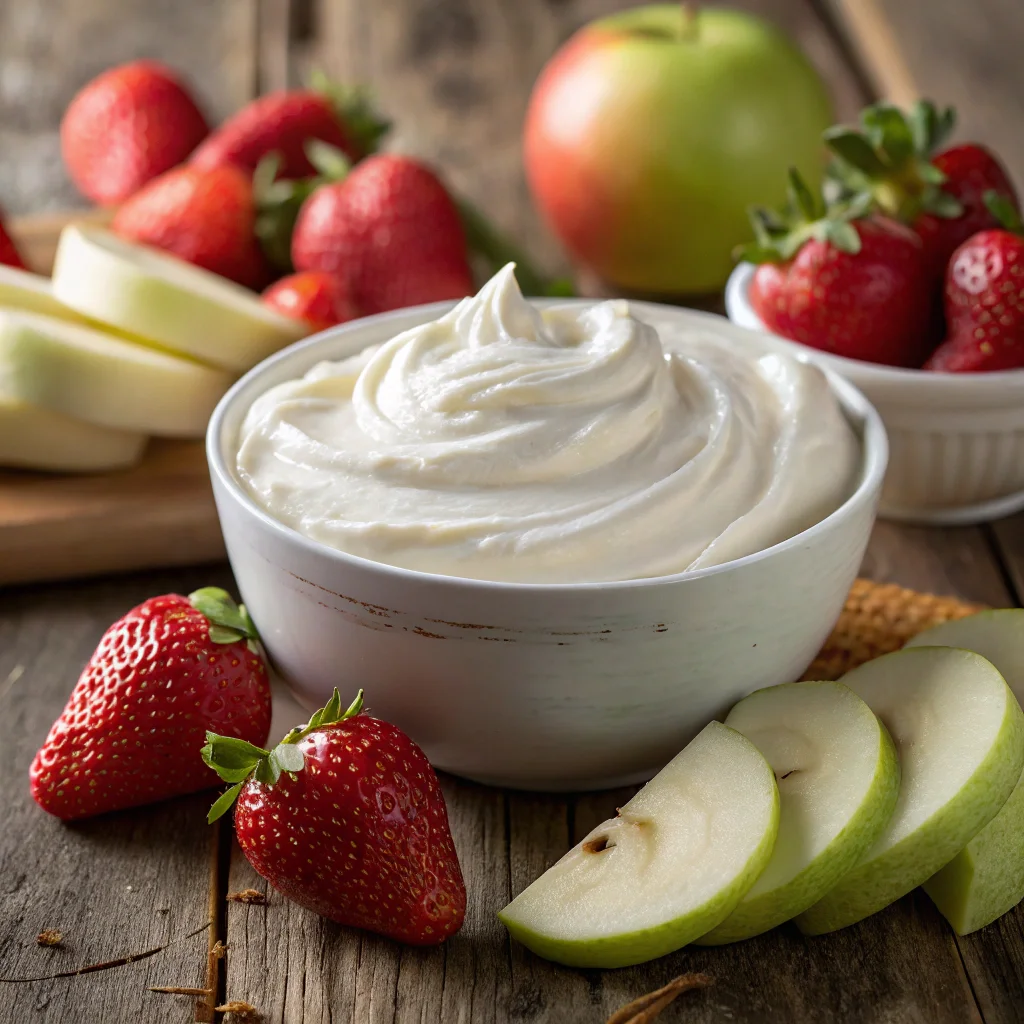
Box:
0 566 234 1023
4 1 1024 1022
0 440 224 587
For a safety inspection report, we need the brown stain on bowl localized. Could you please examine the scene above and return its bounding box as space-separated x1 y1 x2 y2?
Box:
289 571 668 642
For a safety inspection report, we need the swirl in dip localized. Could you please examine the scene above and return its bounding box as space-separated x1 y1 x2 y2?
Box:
236 265 859 583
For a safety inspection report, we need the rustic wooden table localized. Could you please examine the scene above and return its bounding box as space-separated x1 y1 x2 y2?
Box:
2 1 1024 1022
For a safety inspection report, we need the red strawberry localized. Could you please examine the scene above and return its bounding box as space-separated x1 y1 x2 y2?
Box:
746 172 932 367
262 271 359 332
112 164 271 288
292 154 473 314
825 101 1019 278
191 82 388 180
0 208 26 269
924 193 1024 372
913 145 1018 277
30 588 272 821
203 690 466 946
61 60 209 205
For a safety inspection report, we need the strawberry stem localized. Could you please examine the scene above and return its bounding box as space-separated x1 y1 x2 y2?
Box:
188 588 260 650
823 99 963 224
308 70 391 158
985 190 1024 234
253 146 350 272
201 688 365 822
737 169 869 263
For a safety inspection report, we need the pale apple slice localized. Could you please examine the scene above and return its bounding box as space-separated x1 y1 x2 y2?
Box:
0 395 146 472
0 309 233 438
52 226 305 373
698 681 899 944
905 611 1024 934
497 722 779 968
0 265 86 322
796 646 1024 935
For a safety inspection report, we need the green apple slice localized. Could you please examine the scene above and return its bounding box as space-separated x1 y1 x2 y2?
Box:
796 646 1024 935
0 309 233 438
906 611 1024 933
698 681 899 944
52 226 305 373
497 721 779 968
0 396 145 472
0 265 87 322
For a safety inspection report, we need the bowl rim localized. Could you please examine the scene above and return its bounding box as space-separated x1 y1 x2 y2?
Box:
726 261 1024 389
207 298 888 594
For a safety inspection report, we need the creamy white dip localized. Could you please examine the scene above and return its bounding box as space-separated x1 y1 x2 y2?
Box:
236 265 859 583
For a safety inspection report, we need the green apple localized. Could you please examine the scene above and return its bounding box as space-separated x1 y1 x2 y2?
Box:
0 264 87 322
698 681 899 944
523 4 832 294
0 395 145 472
906 611 1024 933
52 226 305 373
0 308 233 438
797 646 1024 935
498 722 778 968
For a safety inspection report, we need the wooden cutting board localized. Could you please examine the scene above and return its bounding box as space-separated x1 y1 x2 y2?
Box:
0 211 225 585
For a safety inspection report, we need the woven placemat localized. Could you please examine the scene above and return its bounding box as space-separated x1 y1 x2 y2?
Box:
802 578 987 682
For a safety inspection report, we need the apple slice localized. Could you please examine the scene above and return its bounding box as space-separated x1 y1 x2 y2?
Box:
0 264 86 322
0 309 233 438
905 611 1024 934
697 681 899 944
497 722 778 968
796 646 1024 935
0 396 146 472
52 226 305 373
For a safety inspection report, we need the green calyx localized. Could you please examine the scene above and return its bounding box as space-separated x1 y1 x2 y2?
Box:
985 190 1024 235
824 99 963 223
253 143 352 271
309 69 391 159
738 168 871 264
188 587 261 652
201 688 364 823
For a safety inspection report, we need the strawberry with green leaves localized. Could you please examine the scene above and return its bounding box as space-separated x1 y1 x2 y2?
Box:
203 689 466 946
291 153 475 314
30 588 271 821
925 192 1024 372
190 75 389 181
111 163 272 289
744 170 932 366
825 100 1019 278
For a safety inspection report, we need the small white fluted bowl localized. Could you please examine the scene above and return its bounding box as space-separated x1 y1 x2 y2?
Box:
208 301 886 791
727 262 1024 524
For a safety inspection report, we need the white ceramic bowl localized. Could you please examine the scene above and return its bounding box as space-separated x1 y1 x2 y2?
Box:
208 301 887 791
727 262 1024 524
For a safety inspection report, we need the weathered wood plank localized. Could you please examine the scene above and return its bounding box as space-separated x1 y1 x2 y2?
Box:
312 0 868 277
0 566 235 1023
0 0 260 216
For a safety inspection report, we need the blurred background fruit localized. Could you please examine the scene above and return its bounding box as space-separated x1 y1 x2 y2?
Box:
60 60 209 205
524 4 833 294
